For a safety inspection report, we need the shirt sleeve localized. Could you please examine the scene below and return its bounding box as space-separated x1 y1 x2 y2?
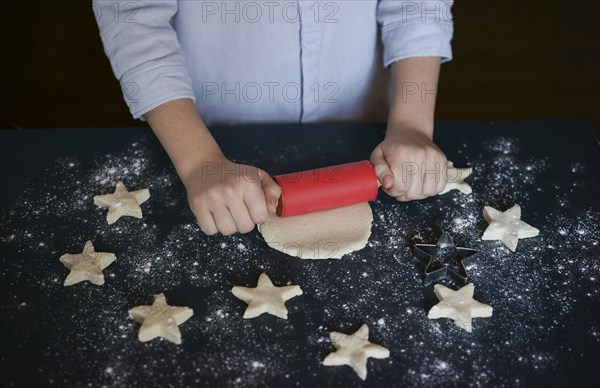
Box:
377 0 454 67
93 0 195 120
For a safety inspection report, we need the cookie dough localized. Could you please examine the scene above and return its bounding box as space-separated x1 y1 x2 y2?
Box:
93 181 150 224
323 324 390 380
439 161 472 195
231 273 303 319
59 241 116 286
482 204 539 252
258 202 373 259
128 293 194 345
428 283 493 332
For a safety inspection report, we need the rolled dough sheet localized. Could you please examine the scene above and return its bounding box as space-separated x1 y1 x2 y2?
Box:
258 202 373 259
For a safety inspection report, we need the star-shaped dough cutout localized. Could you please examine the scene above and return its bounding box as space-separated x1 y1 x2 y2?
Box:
59 241 116 286
93 181 150 224
481 204 539 252
414 231 478 287
323 324 390 380
428 283 493 332
231 273 303 319
439 161 472 195
128 293 194 345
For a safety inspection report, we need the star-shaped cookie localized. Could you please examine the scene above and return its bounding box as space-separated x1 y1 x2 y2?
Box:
323 324 390 380
428 283 493 332
128 293 194 345
439 161 472 195
93 181 150 224
59 241 116 286
481 204 539 252
231 273 303 319
414 231 478 286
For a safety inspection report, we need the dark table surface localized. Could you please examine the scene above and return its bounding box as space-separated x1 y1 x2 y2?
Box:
1 119 599 387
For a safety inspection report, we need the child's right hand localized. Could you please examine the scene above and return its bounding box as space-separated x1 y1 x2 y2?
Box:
144 99 279 236
181 155 281 236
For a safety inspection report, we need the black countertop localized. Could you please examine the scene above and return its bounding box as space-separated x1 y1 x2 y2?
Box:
1 119 599 387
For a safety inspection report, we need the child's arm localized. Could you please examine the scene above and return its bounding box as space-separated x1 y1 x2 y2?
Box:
146 99 280 235
94 0 279 235
370 57 448 200
94 2 279 235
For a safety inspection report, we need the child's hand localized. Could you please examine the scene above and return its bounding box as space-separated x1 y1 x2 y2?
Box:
182 155 281 236
370 126 447 201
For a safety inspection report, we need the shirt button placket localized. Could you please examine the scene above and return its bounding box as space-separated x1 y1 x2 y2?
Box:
298 0 323 122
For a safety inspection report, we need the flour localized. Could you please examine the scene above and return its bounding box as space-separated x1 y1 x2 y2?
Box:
1 134 599 387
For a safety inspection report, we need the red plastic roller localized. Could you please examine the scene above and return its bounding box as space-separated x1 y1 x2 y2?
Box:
274 160 379 217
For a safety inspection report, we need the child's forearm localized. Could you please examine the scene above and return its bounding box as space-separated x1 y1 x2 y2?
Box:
146 99 280 235
145 99 224 181
387 57 441 138
370 56 447 200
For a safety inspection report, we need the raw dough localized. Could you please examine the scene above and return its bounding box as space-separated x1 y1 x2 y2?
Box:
482 204 539 252
323 324 390 380
59 241 116 286
428 283 493 332
93 181 150 224
258 202 373 259
231 273 303 319
128 293 194 345
439 161 472 195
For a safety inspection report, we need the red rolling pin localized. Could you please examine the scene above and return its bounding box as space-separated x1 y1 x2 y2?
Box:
273 160 380 217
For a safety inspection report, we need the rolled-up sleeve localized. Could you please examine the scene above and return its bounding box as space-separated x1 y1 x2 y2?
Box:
377 0 454 67
93 0 195 119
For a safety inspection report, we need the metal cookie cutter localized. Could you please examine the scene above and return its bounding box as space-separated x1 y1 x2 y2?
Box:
413 231 478 287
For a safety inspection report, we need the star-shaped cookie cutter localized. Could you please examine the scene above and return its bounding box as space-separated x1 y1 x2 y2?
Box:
413 231 478 287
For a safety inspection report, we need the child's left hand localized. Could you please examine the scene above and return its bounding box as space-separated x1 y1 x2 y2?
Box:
370 125 447 201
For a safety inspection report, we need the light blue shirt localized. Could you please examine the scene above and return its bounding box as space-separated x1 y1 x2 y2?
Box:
95 0 453 124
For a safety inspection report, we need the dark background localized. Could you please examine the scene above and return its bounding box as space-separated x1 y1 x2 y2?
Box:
1 120 599 388
1 0 599 136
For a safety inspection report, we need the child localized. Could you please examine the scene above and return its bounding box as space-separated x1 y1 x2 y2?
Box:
95 0 454 235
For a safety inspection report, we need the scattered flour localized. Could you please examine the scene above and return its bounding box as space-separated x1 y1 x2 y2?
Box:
0 135 598 387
